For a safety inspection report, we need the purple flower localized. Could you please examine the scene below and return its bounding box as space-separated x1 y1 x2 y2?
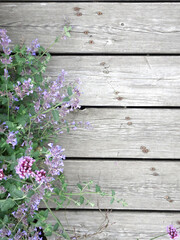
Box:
27 39 40 56
14 229 27 240
0 169 5 180
0 185 6 194
4 69 9 80
0 227 11 238
15 156 35 179
14 78 33 100
6 131 17 148
45 143 65 176
0 29 11 56
28 185 45 215
12 204 28 226
1 56 12 65
167 225 179 239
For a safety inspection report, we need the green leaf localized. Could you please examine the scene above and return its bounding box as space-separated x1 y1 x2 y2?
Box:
27 189 35 198
112 190 115 196
95 184 101 193
89 202 95 207
65 32 71 38
77 183 82 191
63 96 70 102
80 196 84 205
64 26 68 32
9 185 24 199
53 223 59 231
45 231 52 237
67 87 73 96
52 110 59 122
110 197 114 204
54 188 60 195
0 199 15 212
3 215 8 224
39 209 49 218
55 37 60 43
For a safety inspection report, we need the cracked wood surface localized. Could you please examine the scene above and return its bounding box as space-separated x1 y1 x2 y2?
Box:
59 108 180 158
1 3 180 53
48 211 180 239
46 56 180 106
40 160 180 210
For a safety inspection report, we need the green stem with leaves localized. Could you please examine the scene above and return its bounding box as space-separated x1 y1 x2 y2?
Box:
42 199 71 240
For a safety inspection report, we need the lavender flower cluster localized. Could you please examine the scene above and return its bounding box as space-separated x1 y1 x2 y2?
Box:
0 28 85 239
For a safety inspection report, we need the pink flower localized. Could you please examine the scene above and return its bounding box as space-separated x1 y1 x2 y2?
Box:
167 225 179 239
15 156 35 179
0 169 4 180
35 170 46 183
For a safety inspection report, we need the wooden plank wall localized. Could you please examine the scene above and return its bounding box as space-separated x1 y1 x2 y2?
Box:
1 1 180 239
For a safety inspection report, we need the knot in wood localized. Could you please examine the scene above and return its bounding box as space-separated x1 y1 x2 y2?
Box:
97 11 103 15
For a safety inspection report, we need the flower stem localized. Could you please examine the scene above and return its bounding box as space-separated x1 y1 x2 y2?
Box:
42 199 71 240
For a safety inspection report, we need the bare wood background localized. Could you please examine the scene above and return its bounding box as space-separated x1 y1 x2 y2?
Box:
48 211 180 240
47 56 180 106
1 3 180 53
1 1 180 239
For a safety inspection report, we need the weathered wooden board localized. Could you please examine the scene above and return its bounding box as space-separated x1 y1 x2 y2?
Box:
48 211 180 239
42 160 180 210
47 56 180 106
2 0 180 2
59 108 180 158
1 3 180 53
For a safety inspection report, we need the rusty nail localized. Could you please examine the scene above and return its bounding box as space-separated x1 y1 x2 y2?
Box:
89 40 94 44
125 117 131 120
97 11 103 15
74 7 80 11
127 121 132 125
76 12 82 16
116 96 123 101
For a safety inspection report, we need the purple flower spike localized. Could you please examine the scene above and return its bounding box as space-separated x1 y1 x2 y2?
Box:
4 69 9 80
27 38 40 56
0 29 12 56
45 144 65 176
167 225 179 239
6 131 17 148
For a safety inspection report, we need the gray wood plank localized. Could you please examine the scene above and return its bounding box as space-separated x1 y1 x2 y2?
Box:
48 211 180 239
47 56 180 106
42 160 180 210
58 108 180 158
2 0 180 1
1 3 180 53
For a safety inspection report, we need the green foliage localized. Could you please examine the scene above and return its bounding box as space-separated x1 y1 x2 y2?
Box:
0 26 126 240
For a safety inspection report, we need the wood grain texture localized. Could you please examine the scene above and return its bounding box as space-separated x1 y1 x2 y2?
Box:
41 160 180 210
46 56 180 106
58 108 180 158
2 0 180 1
48 211 180 239
1 3 180 53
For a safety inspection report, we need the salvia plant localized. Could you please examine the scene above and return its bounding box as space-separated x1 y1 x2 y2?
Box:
0 26 125 240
